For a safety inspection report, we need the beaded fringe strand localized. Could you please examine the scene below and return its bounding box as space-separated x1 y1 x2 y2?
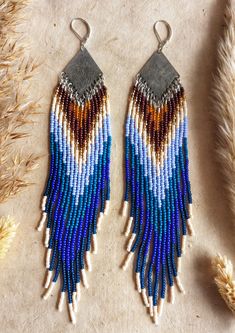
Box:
38 73 111 324
122 75 193 325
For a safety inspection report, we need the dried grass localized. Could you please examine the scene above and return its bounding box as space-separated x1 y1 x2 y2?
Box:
0 215 18 259
212 254 235 313
211 0 235 314
211 0 235 216
0 0 40 203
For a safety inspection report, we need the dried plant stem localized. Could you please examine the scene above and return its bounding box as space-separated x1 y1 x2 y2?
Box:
0 0 40 203
212 0 235 215
211 0 235 314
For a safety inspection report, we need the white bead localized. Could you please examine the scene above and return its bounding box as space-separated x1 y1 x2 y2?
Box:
92 234 98 254
183 100 188 115
181 235 187 254
175 276 185 294
44 228 50 248
37 212 47 231
97 213 104 231
136 272 141 293
122 201 129 217
43 281 56 300
81 269 89 289
85 251 92 272
153 305 159 325
58 291 65 312
157 298 164 317
149 296 154 317
141 288 149 307
172 115 177 131
122 252 133 271
127 233 136 252
41 196 47 211
46 248 52 269
188 203 193 218
72 292 78 313
106 97 111 115
68 303 76 325
187 219 195 236
44 270 52 288
128 100 133 116
104 200 110 215
124 217 133 237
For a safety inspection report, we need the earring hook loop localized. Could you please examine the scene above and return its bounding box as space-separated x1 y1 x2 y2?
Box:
153 20 172 52
70 17 91 50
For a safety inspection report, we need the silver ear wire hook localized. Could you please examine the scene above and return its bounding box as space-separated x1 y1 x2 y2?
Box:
70 17 91 50
153 20 172 52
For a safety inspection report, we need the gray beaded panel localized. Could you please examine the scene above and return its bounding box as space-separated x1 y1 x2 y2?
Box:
63 48 102 97
139 51 179 101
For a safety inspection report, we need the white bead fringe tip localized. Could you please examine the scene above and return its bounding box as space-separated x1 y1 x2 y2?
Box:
181 235 187 254
149 296 154 317
44 270 52 288
141 288 149 307
69 303 76 325
127 233 136 252
92 234 98 254
44 228 50 248
58 292 65 312
37 212 47 231
72 292 78 313
136 272 141 293
187 219 195 236
81 269 89 289
104 200 110 215
153 306 159 326
97 213 103 231
85 251 92 272
188 203 193 218
175 276 185 294
46 249 52 269
122 252 133 271
122 201 129 217
124 217 133 237
41 196 47 211
157 298 164 317
43 281 55 300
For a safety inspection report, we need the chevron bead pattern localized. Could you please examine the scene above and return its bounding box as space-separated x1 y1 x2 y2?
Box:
122 75 193 325
38 73 111 324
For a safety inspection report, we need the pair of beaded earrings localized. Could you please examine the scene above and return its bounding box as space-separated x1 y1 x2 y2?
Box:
37 17 193 326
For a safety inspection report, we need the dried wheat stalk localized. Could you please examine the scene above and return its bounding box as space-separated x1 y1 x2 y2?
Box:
212 254 235 313
211 0 235 313
0 0 40 203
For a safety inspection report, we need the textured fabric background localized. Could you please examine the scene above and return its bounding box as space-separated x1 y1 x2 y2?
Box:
1 0 235 332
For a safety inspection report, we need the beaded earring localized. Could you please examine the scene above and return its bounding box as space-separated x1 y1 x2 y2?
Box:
37 18 111 324
122 20 193 325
